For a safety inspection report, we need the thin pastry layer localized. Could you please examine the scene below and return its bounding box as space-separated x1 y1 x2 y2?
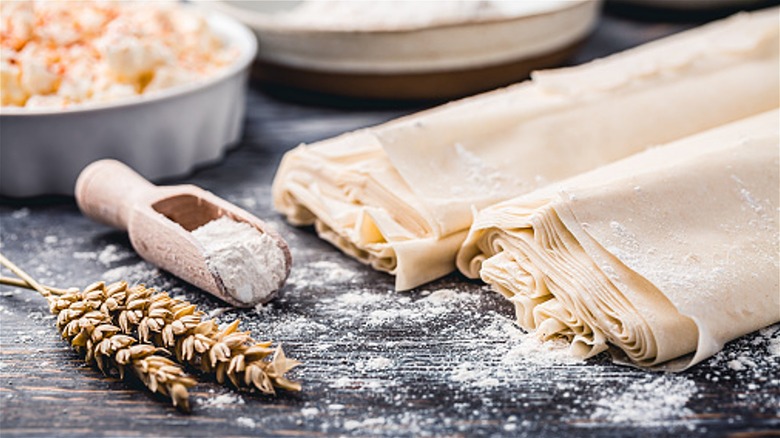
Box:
457 110 780 370
272 8 779 291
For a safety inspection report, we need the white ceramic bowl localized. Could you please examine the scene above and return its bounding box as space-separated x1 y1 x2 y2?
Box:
204 0 600 100
0 11 257 197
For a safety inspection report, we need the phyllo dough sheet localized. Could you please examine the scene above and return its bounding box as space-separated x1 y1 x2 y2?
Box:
457 110 780 370
272 8 779 291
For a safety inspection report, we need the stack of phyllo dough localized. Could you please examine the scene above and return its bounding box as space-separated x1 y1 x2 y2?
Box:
457 110 778 370
273 7 779 368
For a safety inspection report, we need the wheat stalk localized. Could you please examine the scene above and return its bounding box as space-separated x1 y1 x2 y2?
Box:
0 253 301 401
0 254 195 411
115 282 301 394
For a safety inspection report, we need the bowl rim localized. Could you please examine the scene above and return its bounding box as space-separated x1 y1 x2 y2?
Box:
0 7 258 117
204 0 594 35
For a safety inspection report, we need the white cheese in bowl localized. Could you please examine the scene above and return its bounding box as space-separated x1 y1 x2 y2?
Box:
0 1 238 109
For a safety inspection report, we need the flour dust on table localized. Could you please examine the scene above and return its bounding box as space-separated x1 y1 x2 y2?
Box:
2 146 779 435
239 252 780 434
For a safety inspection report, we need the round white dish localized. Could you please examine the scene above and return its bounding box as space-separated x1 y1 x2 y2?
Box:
0 11 257 197
203 0 600 99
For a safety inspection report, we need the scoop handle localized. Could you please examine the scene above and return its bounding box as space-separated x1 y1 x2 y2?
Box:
75 159 157 231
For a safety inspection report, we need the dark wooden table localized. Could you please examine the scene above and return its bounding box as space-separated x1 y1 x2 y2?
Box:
1 8 778 438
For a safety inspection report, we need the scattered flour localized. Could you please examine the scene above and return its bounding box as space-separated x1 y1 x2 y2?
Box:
764 326 780 357
363 357 393 371
451 362 500 389
287 259 360 287
366 289 479 326
452 143 516 196
97 244 130 266
100 261 159 284
727 356 757 371
331 376 353 388
490 318 581 366
200 392 245 408
343 417 386 431
192 216 287 306
589 376 696 425
768 336 780 357
11 208 29 219
236 417 256 429
73 244 132 267
262 314 330 338
703 324 780 386
449 316 581 389
301 407 320 417
336 291 384 307
308 260 358 283
207 307 234 319
608 220 641 253
3 206 777 435
233 196 258 210
73 251 98 261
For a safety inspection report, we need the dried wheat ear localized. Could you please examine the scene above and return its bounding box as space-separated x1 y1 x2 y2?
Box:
52 281 197 410
111 281 302 393
0 254 302 413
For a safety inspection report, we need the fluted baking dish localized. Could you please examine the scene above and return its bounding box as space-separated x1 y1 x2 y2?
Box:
0 11 257 197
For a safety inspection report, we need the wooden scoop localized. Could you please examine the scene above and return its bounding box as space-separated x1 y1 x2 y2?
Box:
75 159 292 307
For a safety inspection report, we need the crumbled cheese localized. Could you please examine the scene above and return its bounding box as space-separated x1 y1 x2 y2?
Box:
0 1 237 108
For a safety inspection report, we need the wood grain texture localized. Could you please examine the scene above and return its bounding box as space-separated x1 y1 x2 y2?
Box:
1 12 778 438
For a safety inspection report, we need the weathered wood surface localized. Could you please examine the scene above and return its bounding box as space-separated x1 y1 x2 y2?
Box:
1 11 778 438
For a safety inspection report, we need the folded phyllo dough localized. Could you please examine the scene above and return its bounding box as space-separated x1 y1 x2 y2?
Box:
273 8 779 291
457 110 779 370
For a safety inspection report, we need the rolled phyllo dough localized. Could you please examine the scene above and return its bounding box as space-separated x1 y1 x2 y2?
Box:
457 110 780 370
272 8 779 291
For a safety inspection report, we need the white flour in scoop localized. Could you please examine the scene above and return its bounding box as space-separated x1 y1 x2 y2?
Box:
192 216 286 306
